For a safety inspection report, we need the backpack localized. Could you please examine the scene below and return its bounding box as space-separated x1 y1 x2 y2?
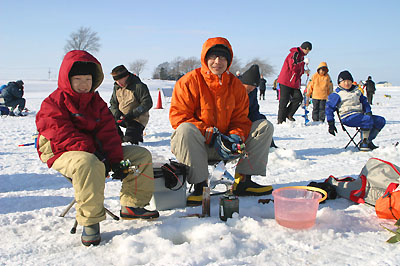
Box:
0 95 9 115
375 183 400 220
325 158 400 205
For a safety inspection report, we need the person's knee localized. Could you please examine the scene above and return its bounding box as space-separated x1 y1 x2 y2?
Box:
173 123 201 142
75 153 105 178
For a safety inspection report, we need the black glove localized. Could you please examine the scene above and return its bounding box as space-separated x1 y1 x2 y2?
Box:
111 161 130 180
116 116 127 128
94 151 111 177
328 121 337 136
307 181 337 203
365 112 372 116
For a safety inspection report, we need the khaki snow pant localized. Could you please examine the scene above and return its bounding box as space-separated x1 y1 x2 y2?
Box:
171 119 274 184
52 145 154 226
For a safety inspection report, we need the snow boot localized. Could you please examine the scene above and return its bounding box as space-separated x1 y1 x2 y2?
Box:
368 142 379 150
120 206 159 220
287 116 295 122
360 139 371 151
232 173 273 196
186 181 207 206
81 223 101 247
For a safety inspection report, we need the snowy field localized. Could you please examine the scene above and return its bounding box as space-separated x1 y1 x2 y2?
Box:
1 79 400 266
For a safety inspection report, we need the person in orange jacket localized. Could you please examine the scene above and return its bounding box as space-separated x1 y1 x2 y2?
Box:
169 37 274 206
305 62 333 122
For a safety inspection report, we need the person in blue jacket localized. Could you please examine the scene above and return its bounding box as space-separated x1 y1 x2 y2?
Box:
241 65 278 148
325 70 385 151
1 80 26 116
236 64 275 195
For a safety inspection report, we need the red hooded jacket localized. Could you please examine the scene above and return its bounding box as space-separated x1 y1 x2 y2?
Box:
36 50 123 168
277 47 306 89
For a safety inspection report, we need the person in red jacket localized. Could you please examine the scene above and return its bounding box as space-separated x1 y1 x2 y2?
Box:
277 41 312 124
170 37 273 206
36 50 158 247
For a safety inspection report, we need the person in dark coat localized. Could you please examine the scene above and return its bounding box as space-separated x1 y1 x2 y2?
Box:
1 80 26 116
363 76 376 105
109 65 153 145
259 75 267 100
277 41 312 123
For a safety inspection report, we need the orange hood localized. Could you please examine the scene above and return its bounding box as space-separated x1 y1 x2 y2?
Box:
200 37 233 73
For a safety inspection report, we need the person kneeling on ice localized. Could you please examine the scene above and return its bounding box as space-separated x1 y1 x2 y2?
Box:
325 70 386 151
1 80 26 116
169 37 274 207
35 50 158 247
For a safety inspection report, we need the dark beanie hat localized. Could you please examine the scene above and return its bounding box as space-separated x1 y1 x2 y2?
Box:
206 44 231 65
337 70 354 84
111 65 130 81
15 80 24 87
240 64 260 87
301 41 312 51
69 61 96 77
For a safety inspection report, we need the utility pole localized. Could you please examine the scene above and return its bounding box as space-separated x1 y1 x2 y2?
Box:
48 68 51 80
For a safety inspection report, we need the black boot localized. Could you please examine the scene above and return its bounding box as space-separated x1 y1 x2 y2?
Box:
187 181 207 206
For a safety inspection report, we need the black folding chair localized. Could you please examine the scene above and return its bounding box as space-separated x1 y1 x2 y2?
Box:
336 110 361 150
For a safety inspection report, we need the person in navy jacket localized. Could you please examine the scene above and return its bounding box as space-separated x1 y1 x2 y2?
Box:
326 70 385 151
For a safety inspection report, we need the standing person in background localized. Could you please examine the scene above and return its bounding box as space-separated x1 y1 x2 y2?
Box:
259 74 267 100
170 37 274 206
1 80 26 116
277 41 312 124
109 65 153 145
305 62 333 122
272 77 279 100
235 71 241 79
363 76 376 105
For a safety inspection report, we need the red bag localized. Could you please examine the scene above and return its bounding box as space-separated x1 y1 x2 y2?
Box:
375 183 400 220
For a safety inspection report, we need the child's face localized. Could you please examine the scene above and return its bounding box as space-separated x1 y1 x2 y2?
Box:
70 75 93 93
318 68 327 75
116 75 129 87
339 80 353 90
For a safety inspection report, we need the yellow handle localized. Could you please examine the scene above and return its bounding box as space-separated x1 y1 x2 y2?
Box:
279 186 328 203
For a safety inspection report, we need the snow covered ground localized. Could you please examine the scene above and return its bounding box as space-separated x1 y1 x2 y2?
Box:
1 79 400 265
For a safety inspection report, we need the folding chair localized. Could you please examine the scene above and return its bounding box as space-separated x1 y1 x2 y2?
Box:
59 177 119 234
335 110 362 150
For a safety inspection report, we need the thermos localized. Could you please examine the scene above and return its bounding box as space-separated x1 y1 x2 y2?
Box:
219 194 239 221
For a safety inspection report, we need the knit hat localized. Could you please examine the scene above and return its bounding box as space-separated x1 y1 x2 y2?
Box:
206 44 231 65
300 41 312 51
337 70 354 84
240 64 260 87
111 65 130 81
69 61 96 77
15 80 24 87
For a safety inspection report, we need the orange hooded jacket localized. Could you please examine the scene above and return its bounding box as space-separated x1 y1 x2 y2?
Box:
306 61 333 100
169 37 251 141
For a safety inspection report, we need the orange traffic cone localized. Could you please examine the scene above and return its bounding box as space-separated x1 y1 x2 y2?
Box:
155 90 163 109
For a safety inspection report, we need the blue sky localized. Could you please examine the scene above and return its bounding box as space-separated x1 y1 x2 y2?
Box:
1 0 399 85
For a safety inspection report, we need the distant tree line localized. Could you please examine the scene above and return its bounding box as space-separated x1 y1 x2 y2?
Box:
63 27 275 80
151 56 275 80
